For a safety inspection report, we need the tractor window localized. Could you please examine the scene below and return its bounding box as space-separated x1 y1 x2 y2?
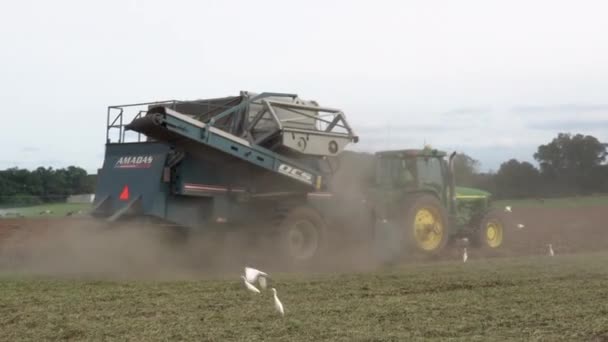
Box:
417 157 443 188
376 157 417 187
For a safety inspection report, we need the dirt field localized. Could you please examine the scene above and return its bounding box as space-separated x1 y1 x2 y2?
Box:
1 205 606 263
494 205 608 255
0 206 608 271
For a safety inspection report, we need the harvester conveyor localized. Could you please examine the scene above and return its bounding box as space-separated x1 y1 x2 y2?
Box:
126 106 322 189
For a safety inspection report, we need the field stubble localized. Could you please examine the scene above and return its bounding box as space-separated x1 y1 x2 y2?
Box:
0 253 607 341
0 203 608 341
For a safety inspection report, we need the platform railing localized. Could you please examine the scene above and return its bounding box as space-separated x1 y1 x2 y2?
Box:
106 100 178 144
106 98 245 143
105 93 358 147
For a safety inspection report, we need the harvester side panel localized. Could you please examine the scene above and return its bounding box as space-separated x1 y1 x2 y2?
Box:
93 142 171 219
127 107 320 190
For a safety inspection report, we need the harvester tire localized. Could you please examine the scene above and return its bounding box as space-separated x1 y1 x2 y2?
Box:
402 194 449 255
278 206 327 268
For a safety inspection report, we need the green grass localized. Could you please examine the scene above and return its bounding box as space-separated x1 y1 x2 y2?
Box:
493 194 608 209
1 253 608 341
0 203 91 218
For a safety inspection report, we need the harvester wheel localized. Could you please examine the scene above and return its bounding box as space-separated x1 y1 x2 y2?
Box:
477 211 507 250
278 206 326 267
402 194 449 255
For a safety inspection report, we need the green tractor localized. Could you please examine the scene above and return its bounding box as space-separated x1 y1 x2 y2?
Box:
332 147 507 260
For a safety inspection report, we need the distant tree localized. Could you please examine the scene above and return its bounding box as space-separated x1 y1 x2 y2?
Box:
0 165 95 205
0 170 20 199
45 168 69 200
453 153 480 187
470 172 497 196
597 165 608 193
86 174 97 191
494 159 541 198
533 133 607 194
64 166 90 195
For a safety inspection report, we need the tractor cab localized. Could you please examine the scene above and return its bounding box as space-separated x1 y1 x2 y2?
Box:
374 148 455 211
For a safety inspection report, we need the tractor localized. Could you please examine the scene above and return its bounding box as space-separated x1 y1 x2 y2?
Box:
333 148 506 262
91 91 507 266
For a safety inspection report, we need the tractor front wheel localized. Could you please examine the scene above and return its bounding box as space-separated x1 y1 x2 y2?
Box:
477 212 507 250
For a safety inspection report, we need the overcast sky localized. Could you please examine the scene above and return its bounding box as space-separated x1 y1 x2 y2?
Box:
1 0 607 173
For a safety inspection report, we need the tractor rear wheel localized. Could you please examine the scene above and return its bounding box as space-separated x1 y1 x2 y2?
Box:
402 194 449 255
278 206 327 268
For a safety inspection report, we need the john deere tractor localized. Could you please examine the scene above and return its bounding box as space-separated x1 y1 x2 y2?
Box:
328 148 506 261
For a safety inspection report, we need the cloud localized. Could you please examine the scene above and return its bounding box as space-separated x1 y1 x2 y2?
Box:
442 107 493 116
511 104 608 114
356 122 470 135
20 147 40 153
0 159 68 171
0 161 18 169
527 119 608 131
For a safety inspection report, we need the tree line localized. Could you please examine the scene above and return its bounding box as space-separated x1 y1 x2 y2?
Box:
0 166 96 206
457 133 608 199
0 132 606 206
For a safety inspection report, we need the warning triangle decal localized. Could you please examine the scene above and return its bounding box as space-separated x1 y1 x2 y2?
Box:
119 185 130 201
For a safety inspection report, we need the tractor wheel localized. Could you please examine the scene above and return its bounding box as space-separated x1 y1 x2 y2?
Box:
278 206 327 268
402 194 449 255
477 212 506 250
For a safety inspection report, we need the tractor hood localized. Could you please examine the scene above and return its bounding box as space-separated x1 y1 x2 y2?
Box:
455 186 492 202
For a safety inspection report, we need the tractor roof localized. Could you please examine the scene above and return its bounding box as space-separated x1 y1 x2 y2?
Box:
375 148 447 158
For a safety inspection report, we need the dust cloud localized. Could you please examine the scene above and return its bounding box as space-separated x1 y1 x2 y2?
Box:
0 219 267 280
1 151 608 280
0 219 383 280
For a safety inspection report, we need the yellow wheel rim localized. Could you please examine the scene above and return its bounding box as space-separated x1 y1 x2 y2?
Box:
413 208 444 251
485 220 503 248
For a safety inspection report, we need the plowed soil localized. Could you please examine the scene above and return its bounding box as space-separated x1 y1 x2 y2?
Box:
490 206 608 255
0 206 607 275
